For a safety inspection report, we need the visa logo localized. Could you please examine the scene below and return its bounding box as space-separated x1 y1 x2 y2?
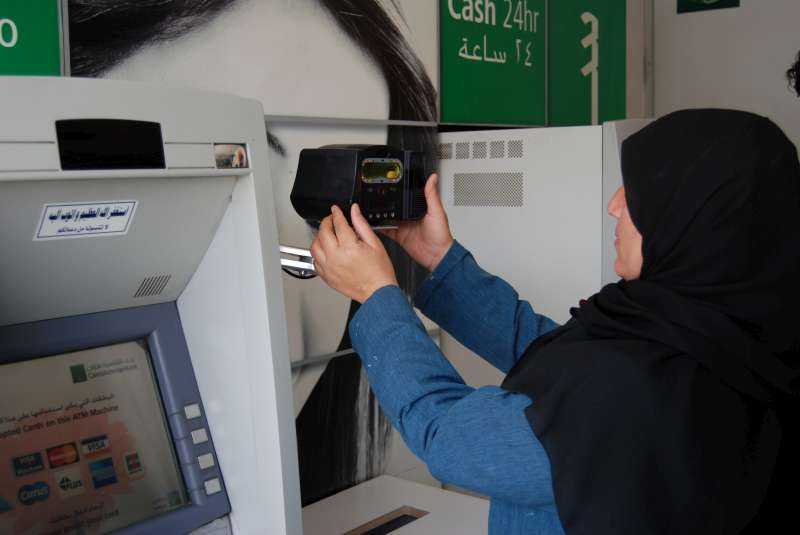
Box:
12 452 45 477
80 435 111 457
18 482 49 506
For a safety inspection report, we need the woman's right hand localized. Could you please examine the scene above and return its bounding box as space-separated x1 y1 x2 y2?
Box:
382 173 454 272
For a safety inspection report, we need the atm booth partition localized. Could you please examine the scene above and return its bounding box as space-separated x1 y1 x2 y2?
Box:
0 78 301 535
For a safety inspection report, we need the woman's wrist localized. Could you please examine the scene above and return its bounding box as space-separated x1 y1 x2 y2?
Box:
426 238 455 272
358 279 399 304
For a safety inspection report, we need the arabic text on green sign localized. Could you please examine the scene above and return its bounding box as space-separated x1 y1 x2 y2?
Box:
440 0 547 125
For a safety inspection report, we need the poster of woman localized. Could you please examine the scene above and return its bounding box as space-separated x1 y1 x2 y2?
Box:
68 0 439 505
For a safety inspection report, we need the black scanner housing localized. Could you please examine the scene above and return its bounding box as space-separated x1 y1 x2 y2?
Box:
291 145 427 226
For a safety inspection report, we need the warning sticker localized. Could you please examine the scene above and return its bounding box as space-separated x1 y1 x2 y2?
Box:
35 201 137 240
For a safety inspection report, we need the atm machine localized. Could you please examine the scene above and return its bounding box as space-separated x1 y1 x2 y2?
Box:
0 78 301 535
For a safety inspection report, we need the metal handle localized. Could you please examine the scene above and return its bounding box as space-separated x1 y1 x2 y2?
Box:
280 245 315 275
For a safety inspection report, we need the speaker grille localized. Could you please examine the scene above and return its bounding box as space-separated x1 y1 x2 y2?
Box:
134 275 172 298
438 143 453 160
453 172 524 207
508 139 523 158
472 141 487 159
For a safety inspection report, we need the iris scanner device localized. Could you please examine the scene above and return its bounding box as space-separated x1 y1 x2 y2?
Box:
291 145 428 227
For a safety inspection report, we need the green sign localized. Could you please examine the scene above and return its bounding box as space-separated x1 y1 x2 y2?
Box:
548 0 627 126
440 0 547 125
0 0 62 75
677 0 740 14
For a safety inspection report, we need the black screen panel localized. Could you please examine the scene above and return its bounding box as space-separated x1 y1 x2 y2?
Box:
56 119 165 170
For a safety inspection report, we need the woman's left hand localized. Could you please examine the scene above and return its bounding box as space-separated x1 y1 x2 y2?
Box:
311 204 398 304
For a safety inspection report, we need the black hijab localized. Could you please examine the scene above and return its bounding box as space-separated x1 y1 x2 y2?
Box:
502 109 800 534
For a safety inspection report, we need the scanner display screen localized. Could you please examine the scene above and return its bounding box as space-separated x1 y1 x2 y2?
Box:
361 158 402 183
0 341 188 535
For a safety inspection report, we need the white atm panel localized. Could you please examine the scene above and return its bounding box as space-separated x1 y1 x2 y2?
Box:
439 126 604 325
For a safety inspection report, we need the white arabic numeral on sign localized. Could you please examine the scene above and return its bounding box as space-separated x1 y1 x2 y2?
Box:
515 39 534 68
580 12 599 125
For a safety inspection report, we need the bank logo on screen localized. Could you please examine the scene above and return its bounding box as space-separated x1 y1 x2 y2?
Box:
70 364 88 383
55 467 85 498
18 482 49 506
0 496 12 513
89 458 117 489
47 443 80 468
81 435 111 457
12 452 45 477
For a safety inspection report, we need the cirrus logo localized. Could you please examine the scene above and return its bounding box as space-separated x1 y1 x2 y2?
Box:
18 482 49 506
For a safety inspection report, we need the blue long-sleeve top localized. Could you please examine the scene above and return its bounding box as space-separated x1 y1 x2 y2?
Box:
348 241 566 535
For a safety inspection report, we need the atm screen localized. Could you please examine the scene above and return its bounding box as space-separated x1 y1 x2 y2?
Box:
0 341 188 535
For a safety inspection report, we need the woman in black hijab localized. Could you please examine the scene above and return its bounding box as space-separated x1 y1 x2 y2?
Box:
503 108 800 533
312 108 800 533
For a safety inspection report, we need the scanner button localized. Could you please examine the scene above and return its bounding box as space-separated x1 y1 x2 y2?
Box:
184 403 202 420
191 428 209 445
204 478 222 496
198 453 215 470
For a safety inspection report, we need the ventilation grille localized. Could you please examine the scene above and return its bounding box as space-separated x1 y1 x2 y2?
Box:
453 172 524 207
455 142 470 159
507 139 523 158
412 188 426 215
490 140 505 159
134 275 172 298
472 141 487 159
438 139 524 161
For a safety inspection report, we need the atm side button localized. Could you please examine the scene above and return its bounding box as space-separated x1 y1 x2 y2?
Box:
191 428 209 445
198 453 215 470
184 403 202 420
204 478 222 496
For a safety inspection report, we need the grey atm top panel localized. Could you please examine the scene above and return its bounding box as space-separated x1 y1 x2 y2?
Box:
0 77 261 327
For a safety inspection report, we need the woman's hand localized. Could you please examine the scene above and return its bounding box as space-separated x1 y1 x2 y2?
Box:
381 173 454 272
311 204 398 304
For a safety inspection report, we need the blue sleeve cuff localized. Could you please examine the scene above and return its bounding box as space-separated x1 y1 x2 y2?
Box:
350 284 420 350
413 240 469 312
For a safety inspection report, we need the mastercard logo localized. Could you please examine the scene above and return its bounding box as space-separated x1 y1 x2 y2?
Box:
46 443 80 468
